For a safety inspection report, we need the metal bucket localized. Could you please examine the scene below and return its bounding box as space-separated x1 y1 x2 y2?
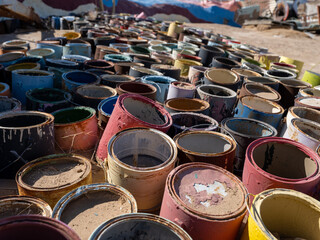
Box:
231 68 262 83
167 81 195 100
0 82 10 97
107 127 178 212
234 96 284 128
27 48 55 59
242 137 320 197
221 117 277 175
52 183 137 240
0 52 25 67
101 75 135 88
160 162 248 240
26 88 72 113
173 131 236 171
63 43 91 58
242 188 320 240
187 65 208 85
97 96 118 130
164 98 210 114
244 76 279 90
53 107 99 151
302 70 320 87
16 153 92 208
204 68 240 91
0 96 21 113
295 96 320 111
0 195 52 219
0 111 55 178
151 64 181 80
96 94 172 162
238 82 281 103
196 84 237 122
62 71 100 92
297 87 320 98
116 82 157 100
198 45 225 67
283 118 320 151
89 213 192 240
174 59 202 77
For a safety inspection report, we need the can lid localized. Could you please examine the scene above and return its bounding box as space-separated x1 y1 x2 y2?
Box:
173 164 246 218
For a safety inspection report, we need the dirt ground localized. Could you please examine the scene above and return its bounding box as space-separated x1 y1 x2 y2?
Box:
1 23 320 77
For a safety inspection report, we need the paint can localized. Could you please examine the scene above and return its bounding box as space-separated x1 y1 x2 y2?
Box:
53 106 99 151
63 32 81 40
204 68 240 91
2 39 29 50
97 96 118 130
133 56 161 68
242 61 266 76
172 49 196 60
210 57 241 70
164 98 210 114
167 81 195 100
141 75 176 103
295 96 320 111
16 153 92 208
221 118 277 175
242 137 320 197
283 118 320 151
279 56 304 76
26 88 72 113
174 59 203 77
52 183 137 240
0 96 21 113
278 79 311 109
234 96 284 128
89 213 192 240
242 188 320 240
0 111 55 178
129 66 163 78
270 62 299 76
96 94 172 163
12 69 54 105
114 62 143 75
104 54 131 63
0 82 10 97
95 45 120 60
63 43 91 58
109 43 130 53
169 112 218 137
187 65 208 85
160 162 248 240
46 60 79 88
298 87 320 98
0 215 80 239
151 64 181 80
0 195 52 219
62 55 91 68
107 128 178 212
167 21 183 38
83 60 114 72
173 131 236 171
196 84 237 122
27 48 55 59
0 52 25 67
62 71 100 92
265 69 297 80
198 45 225 67
238 82 281 103
244 76 279 90
74 84 117 109
116 82 157 100
241 58 266 69
231 68 261 84
302 70 320 87
101 74 135 88
0 46 28 55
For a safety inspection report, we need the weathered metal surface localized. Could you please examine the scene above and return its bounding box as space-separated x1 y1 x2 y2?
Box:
238 82 281 103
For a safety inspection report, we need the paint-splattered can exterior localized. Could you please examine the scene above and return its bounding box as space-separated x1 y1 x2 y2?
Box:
167 81 195 100
242 137 320 198
89 213 192 240
234 96 284 129
197 84 237 122
0 111 55 178
174 59 203 77
16 153 92 208
0 215 80 239
160 162 248 240
241 188 320 240
221 118 277 175
96 94 172 162
283 118 320 152
173 131 236 172
187 65 208 85
107 128 177 212
52 183 137 240
0 195 52 219
53 107 99 151
0 96 21 113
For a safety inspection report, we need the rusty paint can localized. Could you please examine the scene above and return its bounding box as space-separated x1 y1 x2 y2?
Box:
242 137 320 197
164 98 210 114
52 183 137 240
295 96 320 111
0 215 80 239
116 82 157 100
197 84 237 122
234 96 284 129
96 94 172 162
221 117 277 176
0 96 21 113
283 118 320 151
0 111 55 178
16 153 92 208
238 82 281 103
173 131 236 172
0 195 52 219
53 107 99 151
89 213 192 240
160 162 248 240
107 127 177 212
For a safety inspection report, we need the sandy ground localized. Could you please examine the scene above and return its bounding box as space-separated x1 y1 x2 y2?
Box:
1 23 320 77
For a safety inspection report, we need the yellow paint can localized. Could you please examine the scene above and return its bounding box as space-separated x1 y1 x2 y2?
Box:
174 59 202 77
280 56 304 76
242 188 320 240
167 21 183 38
302 70 320 87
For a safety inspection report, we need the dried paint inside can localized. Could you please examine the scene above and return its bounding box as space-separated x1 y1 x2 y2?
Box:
252 142 317 179
76 85 115 98
244 84 279 101
242 96 281 113
60 191 133 240
54 108 94 124
298 98 320 108
123 98 166 125
293 119 320 141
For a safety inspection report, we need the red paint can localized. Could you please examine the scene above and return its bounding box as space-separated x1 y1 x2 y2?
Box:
96 93 172 162
160 162 248 240
243 137 320 198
